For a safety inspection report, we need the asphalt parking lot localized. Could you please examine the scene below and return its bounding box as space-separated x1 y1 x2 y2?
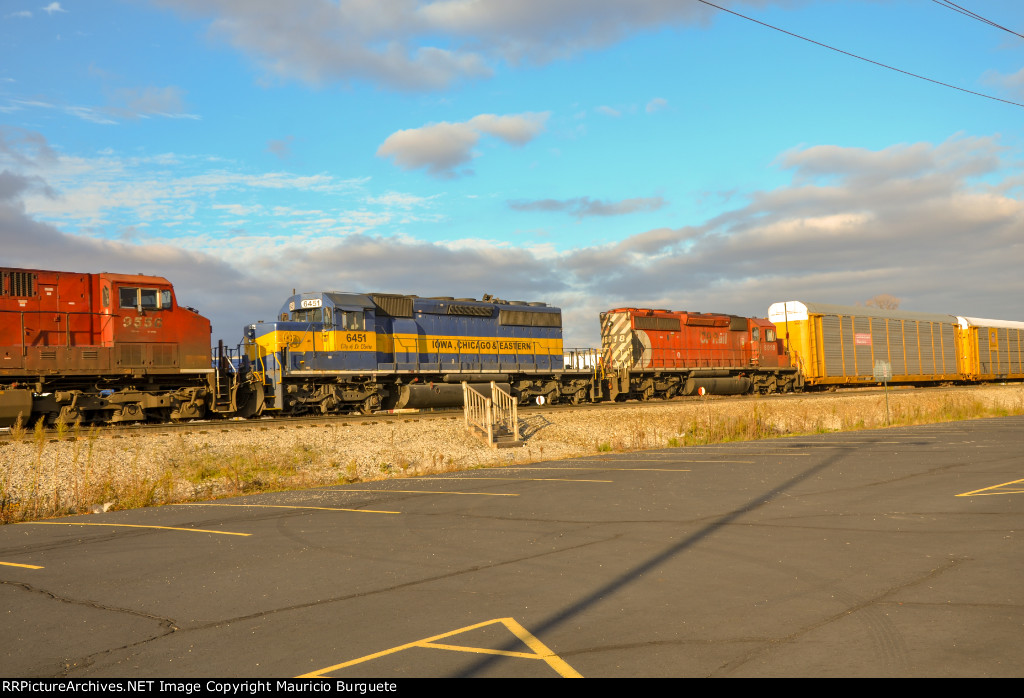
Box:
2 415 1022 677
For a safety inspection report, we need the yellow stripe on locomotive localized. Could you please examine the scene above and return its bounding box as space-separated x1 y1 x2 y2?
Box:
244 291 565 376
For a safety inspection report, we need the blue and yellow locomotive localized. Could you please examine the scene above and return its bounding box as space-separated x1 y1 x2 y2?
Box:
243 291 596 415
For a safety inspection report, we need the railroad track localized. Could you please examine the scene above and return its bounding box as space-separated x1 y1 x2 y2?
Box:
0 383 949 443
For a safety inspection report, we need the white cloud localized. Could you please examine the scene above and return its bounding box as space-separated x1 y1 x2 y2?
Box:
110 86 199 120
41 2 66 15
8 86 198 123
4 131 1021 346
376 112 549 178
266 136 294 160
508 195 667 219
153 0 802 91
983 66 1024 100
467 113 547 145
646 97 668 113
558 134 1024 330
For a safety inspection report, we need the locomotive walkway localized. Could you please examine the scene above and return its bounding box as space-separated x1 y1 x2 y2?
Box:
1 415 1022 677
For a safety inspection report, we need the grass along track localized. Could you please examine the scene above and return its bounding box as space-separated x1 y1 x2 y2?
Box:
1 383 1022 524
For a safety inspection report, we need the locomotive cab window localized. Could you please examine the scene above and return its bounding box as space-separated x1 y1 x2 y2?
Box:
291 308 322 323
751 327 760 342
338 311 364 331
119 287 172 311
765 329 776 342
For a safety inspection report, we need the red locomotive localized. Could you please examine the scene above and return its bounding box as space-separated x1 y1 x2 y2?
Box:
0 267 251 426
598 307 801 399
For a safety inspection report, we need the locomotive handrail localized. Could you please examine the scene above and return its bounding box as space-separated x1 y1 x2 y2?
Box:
394 334 419 367
489 380 518 441
462 381 493 443
461 381 520 447
0 308 115 355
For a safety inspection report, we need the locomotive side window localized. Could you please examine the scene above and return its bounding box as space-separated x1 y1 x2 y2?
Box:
766 329 776 342
339 311 364 331
751 327 760 342
119 287 172 310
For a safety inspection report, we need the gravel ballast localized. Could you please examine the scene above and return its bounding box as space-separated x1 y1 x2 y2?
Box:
1 384 1022 519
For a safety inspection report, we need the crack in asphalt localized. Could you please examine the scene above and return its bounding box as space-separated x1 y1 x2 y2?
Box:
707 556 968 677
0 578 180 676
4 532 621 675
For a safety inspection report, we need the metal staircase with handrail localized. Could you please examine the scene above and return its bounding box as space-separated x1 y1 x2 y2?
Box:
462 381 522 448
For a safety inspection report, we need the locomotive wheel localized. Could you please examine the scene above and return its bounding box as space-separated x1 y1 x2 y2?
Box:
360 395 381 415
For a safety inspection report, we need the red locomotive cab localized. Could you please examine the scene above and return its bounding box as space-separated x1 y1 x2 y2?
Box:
748 318 790 369
102 273 212 372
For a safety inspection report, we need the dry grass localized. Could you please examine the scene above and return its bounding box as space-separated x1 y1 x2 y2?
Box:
1 385 1022 524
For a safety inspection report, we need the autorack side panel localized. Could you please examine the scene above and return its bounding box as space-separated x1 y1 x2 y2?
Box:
956 317 1024 380
769 301 959 386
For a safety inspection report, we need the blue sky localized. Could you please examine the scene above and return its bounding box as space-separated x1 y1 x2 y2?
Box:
2 1 1022 345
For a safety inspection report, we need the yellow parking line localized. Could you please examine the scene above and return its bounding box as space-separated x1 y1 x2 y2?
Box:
502 467 690 472
417 643 540 658
23 522 250 536
956 478 1024 497
657 451 811 457
299 617 581 678
178 503 400 514
329 489 518 497
0 561 43 569
417 477 612 483
589 458 752 463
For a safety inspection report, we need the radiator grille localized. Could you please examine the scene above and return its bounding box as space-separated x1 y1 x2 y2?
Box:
633 316 681 331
